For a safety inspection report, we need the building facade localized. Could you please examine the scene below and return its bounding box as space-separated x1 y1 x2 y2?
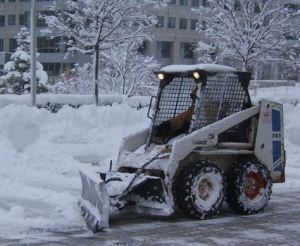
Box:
146 0 202 65
0 0 90 81
0 0 299 82
0 0 205 82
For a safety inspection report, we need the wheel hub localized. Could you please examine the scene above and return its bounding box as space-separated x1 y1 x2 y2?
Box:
244 171 266 200
198 178 213 200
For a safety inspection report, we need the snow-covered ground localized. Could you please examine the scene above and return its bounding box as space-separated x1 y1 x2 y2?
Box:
0 103 150 242
0 84 299 243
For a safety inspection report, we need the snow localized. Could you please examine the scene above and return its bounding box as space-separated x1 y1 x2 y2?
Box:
11 50 30 62
160 63 236 73
117 144 170 172
0 83 300 242
0 103 149 242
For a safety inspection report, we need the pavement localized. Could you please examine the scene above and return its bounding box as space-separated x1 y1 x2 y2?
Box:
1 191 300 246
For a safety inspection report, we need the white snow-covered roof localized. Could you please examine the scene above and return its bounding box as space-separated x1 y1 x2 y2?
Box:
160 63 236 73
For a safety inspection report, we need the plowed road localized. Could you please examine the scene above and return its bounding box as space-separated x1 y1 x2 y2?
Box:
2 191 300 246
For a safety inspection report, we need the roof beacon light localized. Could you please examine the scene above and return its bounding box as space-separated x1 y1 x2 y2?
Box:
158 73 165 80
193 71 200 80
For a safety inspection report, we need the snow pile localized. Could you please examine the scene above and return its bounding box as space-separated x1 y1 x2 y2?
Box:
0 104 149 241
250 84 300 105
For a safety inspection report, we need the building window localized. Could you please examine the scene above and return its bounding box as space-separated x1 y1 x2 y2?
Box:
157 41 172 59
0 16 5 26
43 63 74 77
168 17 176 28
156 16 164 28
181 43 194 59
168 0 176 4
137 41 148 55
19 12 30 26
234 0 242 10
0 0 5 2
0 39 3 52
37 37 62 53
9 38 17 52
200 20 207 30
8 0 16 2
8 15 16 25
192 0 200 7
191 19 198 30
180 0 187 6
179 18 187 29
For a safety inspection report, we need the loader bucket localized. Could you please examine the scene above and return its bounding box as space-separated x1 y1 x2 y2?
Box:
78 169 109 232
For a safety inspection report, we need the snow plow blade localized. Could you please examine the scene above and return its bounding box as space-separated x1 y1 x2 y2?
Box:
78 169 109 232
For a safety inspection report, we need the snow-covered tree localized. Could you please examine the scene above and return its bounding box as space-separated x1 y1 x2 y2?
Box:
0 27 48 94
50 63 93 95
197 41 221 63
45 0 164 104
195 0 300 71
100 43 159 97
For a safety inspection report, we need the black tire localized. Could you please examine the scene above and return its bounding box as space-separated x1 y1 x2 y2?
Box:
173 160 225 219
226 161 272 214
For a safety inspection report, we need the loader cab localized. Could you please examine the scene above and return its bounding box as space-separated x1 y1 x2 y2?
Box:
146 64 252 146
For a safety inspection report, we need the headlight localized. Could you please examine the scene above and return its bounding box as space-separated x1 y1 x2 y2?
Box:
157 73 165 80
193 72 200 80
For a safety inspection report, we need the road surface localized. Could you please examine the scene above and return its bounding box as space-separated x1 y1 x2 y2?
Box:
2 191 300 246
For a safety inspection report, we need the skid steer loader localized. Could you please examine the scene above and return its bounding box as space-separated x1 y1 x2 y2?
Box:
78 64 285 232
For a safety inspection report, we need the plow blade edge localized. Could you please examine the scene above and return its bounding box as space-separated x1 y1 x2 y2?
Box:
78 169 109 232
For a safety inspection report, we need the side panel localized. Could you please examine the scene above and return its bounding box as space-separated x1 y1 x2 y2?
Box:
254 100 285 183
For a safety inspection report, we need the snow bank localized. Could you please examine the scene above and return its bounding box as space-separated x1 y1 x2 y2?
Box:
0 94 151 111
250 84 300 106
0 104 150 241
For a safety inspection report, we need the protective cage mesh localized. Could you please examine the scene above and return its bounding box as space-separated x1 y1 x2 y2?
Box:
191 73 247 131
154 77 197 126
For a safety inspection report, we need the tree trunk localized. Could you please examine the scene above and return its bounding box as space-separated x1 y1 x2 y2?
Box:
93 44 99 106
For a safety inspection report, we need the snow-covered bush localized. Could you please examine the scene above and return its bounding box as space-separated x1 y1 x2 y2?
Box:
0 27 48 94
100 43 159 97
